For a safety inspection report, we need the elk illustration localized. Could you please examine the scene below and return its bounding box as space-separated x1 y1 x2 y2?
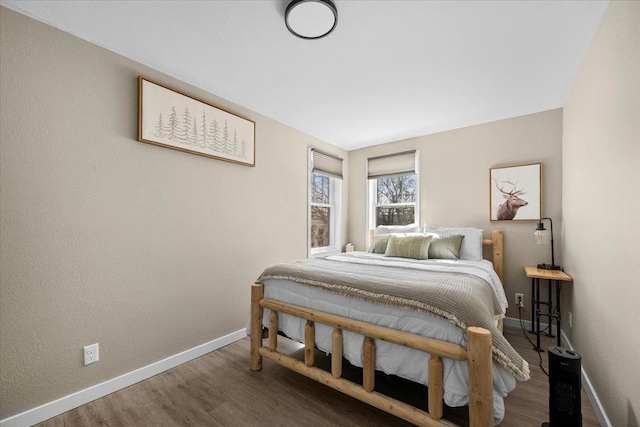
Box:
493 177 528 220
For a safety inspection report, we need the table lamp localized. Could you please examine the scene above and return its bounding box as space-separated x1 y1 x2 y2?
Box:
534 217 561 270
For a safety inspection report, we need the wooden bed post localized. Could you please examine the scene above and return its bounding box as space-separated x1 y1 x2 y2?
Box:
467 327 493 427
305 320 315 367
331 328 343 378
491 230 503 284
428 354 444 420
268 311 278 351
363 336 375 392
250 283 264 371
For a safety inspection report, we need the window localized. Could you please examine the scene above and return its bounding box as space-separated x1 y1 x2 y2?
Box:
367 151 419 237
374 174 417 225
309 149 343 256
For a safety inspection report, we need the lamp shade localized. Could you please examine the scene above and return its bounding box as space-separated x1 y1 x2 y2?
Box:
285 0 338 39
534 221 548 244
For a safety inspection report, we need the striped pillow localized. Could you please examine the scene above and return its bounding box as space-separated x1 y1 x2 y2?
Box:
428 234 465 259
367 234 392 254
384 234 433 260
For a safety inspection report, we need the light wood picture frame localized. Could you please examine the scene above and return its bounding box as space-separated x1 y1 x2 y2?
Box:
138 76 255 167
490 162 542 221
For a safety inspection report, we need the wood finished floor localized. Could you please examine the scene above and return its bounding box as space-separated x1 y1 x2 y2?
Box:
36 326 599 427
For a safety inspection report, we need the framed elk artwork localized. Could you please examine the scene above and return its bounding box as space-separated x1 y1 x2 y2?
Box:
490 163 542 221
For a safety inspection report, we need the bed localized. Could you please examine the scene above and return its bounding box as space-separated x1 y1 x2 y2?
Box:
250 228 529 426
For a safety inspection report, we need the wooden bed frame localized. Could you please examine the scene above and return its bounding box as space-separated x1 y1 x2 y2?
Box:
250 230 504 427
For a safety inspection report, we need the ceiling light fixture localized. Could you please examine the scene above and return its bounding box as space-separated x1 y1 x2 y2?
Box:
285 0 338 40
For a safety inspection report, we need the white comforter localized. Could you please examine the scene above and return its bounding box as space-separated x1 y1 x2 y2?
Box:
258 252 517 424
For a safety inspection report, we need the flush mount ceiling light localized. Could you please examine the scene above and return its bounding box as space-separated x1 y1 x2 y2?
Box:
285 0 338 40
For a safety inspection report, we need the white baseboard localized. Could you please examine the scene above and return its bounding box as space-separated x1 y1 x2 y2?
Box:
0 328 247 427
504 317 611 427
503 315 558 336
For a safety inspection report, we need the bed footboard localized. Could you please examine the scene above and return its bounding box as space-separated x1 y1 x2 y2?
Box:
250 283 493 427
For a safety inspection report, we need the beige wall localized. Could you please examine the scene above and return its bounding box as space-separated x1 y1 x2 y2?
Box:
348 109 564 320
0 7 347 419
562 2 640 426
4 1 638 423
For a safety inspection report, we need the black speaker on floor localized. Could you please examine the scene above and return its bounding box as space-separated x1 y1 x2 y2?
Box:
542 346 582 427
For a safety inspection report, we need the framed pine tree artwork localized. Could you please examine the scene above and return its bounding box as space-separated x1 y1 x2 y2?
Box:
138 76 255 167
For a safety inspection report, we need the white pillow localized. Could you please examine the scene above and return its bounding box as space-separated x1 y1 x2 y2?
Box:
375 223 421 235
424 225 483 261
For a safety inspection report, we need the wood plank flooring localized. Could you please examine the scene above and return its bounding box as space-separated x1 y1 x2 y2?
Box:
36 326 600 426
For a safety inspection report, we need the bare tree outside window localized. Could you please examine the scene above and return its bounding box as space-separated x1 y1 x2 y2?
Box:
311 173 331 248
375 174 416 226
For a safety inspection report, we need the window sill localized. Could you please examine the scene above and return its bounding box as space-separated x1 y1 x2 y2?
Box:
309 248 341 258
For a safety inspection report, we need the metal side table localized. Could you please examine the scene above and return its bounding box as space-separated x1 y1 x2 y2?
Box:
524 266 573 352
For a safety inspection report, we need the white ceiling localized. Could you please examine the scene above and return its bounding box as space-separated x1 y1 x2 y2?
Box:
1 1 608 151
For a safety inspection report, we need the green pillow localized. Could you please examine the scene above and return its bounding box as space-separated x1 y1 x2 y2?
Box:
367 234 392 254
428 234 465 259
384 234 433 260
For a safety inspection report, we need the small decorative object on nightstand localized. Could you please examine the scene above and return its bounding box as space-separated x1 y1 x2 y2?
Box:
524 266 573 352
534 217 562 270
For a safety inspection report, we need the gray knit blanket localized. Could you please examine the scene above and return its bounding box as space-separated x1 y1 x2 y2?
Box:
258 257 529 380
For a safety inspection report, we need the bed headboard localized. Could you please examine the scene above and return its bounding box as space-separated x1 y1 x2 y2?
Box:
367 229 504 284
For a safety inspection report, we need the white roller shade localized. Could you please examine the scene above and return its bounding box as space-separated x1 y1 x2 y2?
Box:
367 151 416 179
311 149 343 179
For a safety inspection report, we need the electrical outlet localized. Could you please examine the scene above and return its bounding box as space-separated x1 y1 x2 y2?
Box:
515 293 525 306
569 312 573 328
83 343 99 366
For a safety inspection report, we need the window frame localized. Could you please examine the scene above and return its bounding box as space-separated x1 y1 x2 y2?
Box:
366 155 420 245
308 155 342 258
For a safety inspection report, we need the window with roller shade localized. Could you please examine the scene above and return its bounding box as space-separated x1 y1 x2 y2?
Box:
309 149 343 256
367 151 419 232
